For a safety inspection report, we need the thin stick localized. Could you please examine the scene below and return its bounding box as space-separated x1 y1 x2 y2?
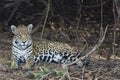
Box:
40 0 51 39
112 0 117 58
100 0 103 36
66 25 108 66
82 66 85 80
81 25 108 59
94 66 103 79
60 64 71 80
99 0 103 59
96 69 114 79
40 71 53 80
75 0 81 45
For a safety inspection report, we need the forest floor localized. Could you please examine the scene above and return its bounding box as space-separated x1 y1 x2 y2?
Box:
0 28 120 80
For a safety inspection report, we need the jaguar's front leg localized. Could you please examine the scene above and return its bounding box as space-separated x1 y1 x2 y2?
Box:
10 55 20 70
23 56 34 71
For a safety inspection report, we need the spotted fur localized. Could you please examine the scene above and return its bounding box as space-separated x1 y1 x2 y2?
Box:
11 24 87 70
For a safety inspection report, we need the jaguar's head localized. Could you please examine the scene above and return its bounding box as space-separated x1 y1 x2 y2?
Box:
11 24 33 50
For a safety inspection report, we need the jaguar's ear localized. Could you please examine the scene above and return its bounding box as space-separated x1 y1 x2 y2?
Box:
28 24 33 33
11 25 17 34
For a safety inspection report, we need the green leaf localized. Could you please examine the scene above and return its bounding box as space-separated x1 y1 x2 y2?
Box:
43 67 50 73
55 70 66 76
33 72 41 79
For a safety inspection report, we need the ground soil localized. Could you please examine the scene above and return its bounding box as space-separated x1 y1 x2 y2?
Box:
0 28 120 80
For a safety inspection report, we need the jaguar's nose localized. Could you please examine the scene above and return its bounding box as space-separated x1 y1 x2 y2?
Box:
22 41 26 43
22 41 26 45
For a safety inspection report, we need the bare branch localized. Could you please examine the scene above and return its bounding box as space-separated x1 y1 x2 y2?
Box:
31 0 50 34
112 0 118 57
40 0 50 39
75 0 81 45
94 66 103 79
81 25 108 59
66 25 108 66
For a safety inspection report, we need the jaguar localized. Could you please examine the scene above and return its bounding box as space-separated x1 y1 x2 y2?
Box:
10 24 87 70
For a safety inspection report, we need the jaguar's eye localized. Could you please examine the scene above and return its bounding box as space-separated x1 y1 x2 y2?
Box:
15 40 18 44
